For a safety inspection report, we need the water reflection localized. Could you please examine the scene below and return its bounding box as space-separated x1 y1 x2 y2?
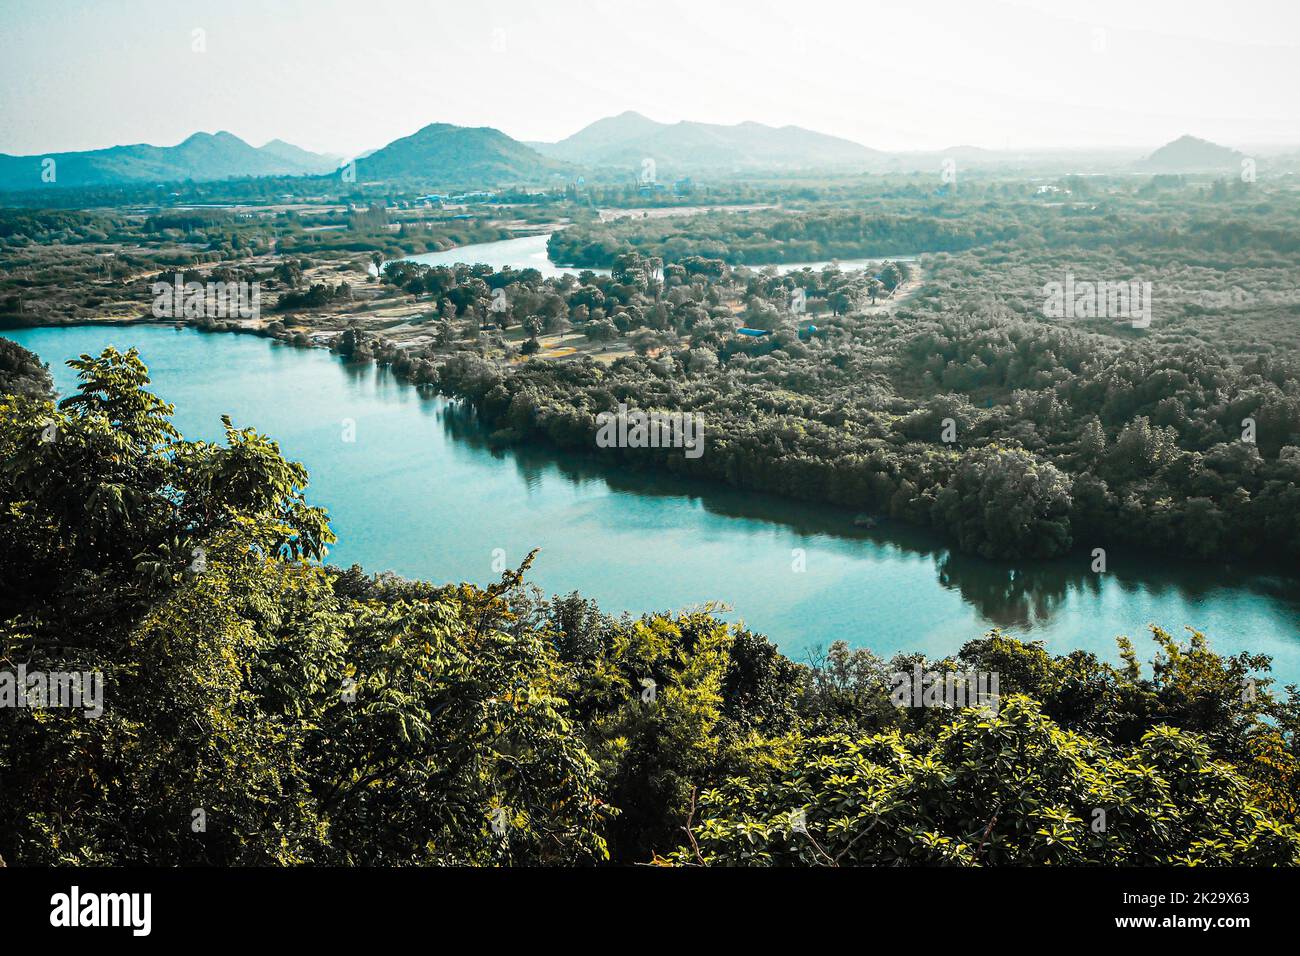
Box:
431 385 1300 638
936 552 1087 629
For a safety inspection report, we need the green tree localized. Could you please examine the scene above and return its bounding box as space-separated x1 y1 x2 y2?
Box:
670 696 1300 866
0 349 609 866
933 445 1073 559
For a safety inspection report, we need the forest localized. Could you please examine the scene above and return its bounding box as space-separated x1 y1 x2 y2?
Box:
351 187 1300 565
1 344 1298 866
545 178 1298 267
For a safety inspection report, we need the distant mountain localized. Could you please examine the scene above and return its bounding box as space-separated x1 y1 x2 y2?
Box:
354 123 570 186
528 110 665 160
257 138 344 175
938 145 998 161
533 111 880 171
1142 135 1243 171
0 131 340 191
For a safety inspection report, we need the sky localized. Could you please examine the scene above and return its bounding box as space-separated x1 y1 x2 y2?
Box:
0 0 1296 158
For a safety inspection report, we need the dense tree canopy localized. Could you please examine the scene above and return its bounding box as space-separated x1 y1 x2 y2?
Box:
2 350 1298 866
334 192 1300 567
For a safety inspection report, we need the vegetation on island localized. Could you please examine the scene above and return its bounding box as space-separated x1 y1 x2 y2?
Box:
353 186 1300 565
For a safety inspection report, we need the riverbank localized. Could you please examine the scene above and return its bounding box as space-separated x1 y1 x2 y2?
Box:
9 323 1299 683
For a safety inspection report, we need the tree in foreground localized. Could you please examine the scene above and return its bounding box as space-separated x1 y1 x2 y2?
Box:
0 348 608 865
668 696 1300 866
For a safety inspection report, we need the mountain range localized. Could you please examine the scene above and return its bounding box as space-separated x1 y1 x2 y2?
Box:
0 118 1261 192
0 131 341 191
528 110 881 170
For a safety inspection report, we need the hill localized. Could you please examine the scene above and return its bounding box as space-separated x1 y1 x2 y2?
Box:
354 123 570 186
1142 135 1243 171
0 131 339 191
533 111 880 171
257 138 344 175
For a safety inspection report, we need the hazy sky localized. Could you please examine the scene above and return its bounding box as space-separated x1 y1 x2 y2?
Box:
1 0 1296 157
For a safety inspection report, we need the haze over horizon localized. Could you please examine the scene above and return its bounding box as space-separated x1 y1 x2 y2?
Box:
1 0 1297 159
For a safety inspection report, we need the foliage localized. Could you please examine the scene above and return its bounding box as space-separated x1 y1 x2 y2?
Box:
1 350 1296 866
670 697 1300 866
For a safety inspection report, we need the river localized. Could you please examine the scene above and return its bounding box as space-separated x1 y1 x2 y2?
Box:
403 233 600 279
7 324 1299 681
401 232 914 277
